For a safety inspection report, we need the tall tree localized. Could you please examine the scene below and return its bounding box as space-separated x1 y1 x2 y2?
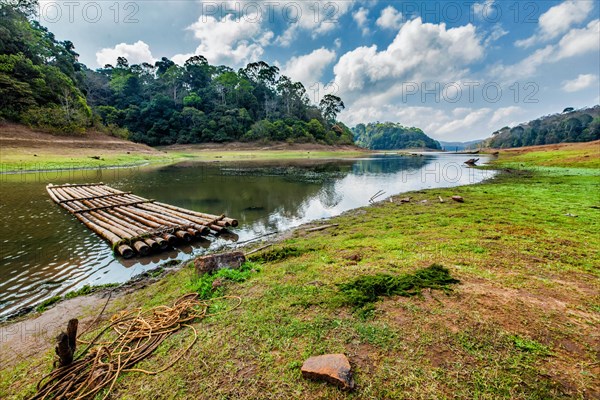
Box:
319 94 345 124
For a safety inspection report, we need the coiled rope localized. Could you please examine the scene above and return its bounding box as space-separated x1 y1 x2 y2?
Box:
31 293 241 400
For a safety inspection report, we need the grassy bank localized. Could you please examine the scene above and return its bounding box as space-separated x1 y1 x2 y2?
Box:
0 147 367 173
0 151 182 173
488 140 600 169
2 144 599 399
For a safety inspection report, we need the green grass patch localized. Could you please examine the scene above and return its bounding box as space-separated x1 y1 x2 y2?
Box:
35 296 62 313
248 246 311 263
64 283 119 299
511 335 551 356
188 261 261 300
339 264 460 316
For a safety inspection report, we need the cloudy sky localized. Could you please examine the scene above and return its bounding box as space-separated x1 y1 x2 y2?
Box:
36 0 599 141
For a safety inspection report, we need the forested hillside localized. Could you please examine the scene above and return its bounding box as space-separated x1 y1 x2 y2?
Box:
484 106 600 148
0 2 353 146
353 122 441 150
0 2 91 133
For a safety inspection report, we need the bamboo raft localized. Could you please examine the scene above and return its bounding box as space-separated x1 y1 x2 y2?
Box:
46 183 238 259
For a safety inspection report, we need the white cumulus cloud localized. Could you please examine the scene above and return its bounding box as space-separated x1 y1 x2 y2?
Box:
555 19 600 59
96 40 155 67
472 0 498 20
333 18 484 95
376 6 403 30
173 13 273 67
493 19 600 81
516 0 594 48
282 48 337 86
353 7 370 35
562 74 599 92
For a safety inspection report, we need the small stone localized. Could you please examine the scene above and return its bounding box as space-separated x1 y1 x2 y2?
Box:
399 197 411 203
211 278 223 289
194 251 246 275
347 253 362 262
452 196 464 203
420 199 428 204
301 354 355 390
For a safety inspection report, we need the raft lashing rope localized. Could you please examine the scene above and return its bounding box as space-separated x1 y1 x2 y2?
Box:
46 183 238 258
31 293 242 400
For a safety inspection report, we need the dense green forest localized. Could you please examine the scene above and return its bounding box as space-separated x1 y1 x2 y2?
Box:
352 122 442 150
484 106 600 148
0 1 91 133
0 2 353 145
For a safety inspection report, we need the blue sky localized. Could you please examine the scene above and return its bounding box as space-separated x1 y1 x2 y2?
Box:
36 0 600 141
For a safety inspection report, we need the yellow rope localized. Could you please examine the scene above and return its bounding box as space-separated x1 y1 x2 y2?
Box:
31 294 241 400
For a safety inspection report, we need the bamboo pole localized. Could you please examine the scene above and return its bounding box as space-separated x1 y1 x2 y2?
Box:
120 206 191 242
133 240 150 255
78 213 135 258
94 210 142 237
154 201 238 227
175 230 192 242
113 208 175 239
111 207 166 235
49 183 104 189
143 238 159 250
139 202 218 230
58 192 132 203
81 210 149 256
136 204 209 234
137 203 210 235
73 195 141 239
121 206 182 229
84 196 152 238
86 211 136 240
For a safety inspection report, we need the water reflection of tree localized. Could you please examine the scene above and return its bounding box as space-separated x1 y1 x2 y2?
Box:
318 184 343 209
352 155 432 175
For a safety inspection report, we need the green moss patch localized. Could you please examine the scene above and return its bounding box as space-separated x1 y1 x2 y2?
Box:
339 264 460 316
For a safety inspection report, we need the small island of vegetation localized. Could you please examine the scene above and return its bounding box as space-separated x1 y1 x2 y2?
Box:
352 122 442 150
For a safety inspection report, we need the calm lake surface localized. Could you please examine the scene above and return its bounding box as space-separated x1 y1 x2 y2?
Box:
0 153 495 318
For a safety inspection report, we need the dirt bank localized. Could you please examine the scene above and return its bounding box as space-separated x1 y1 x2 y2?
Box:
0 123 158 153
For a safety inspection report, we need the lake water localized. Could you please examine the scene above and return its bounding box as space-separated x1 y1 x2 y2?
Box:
0 153 495 318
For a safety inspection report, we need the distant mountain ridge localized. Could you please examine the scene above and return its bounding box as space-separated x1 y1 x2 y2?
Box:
483 106 600 149
352 122 441 150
